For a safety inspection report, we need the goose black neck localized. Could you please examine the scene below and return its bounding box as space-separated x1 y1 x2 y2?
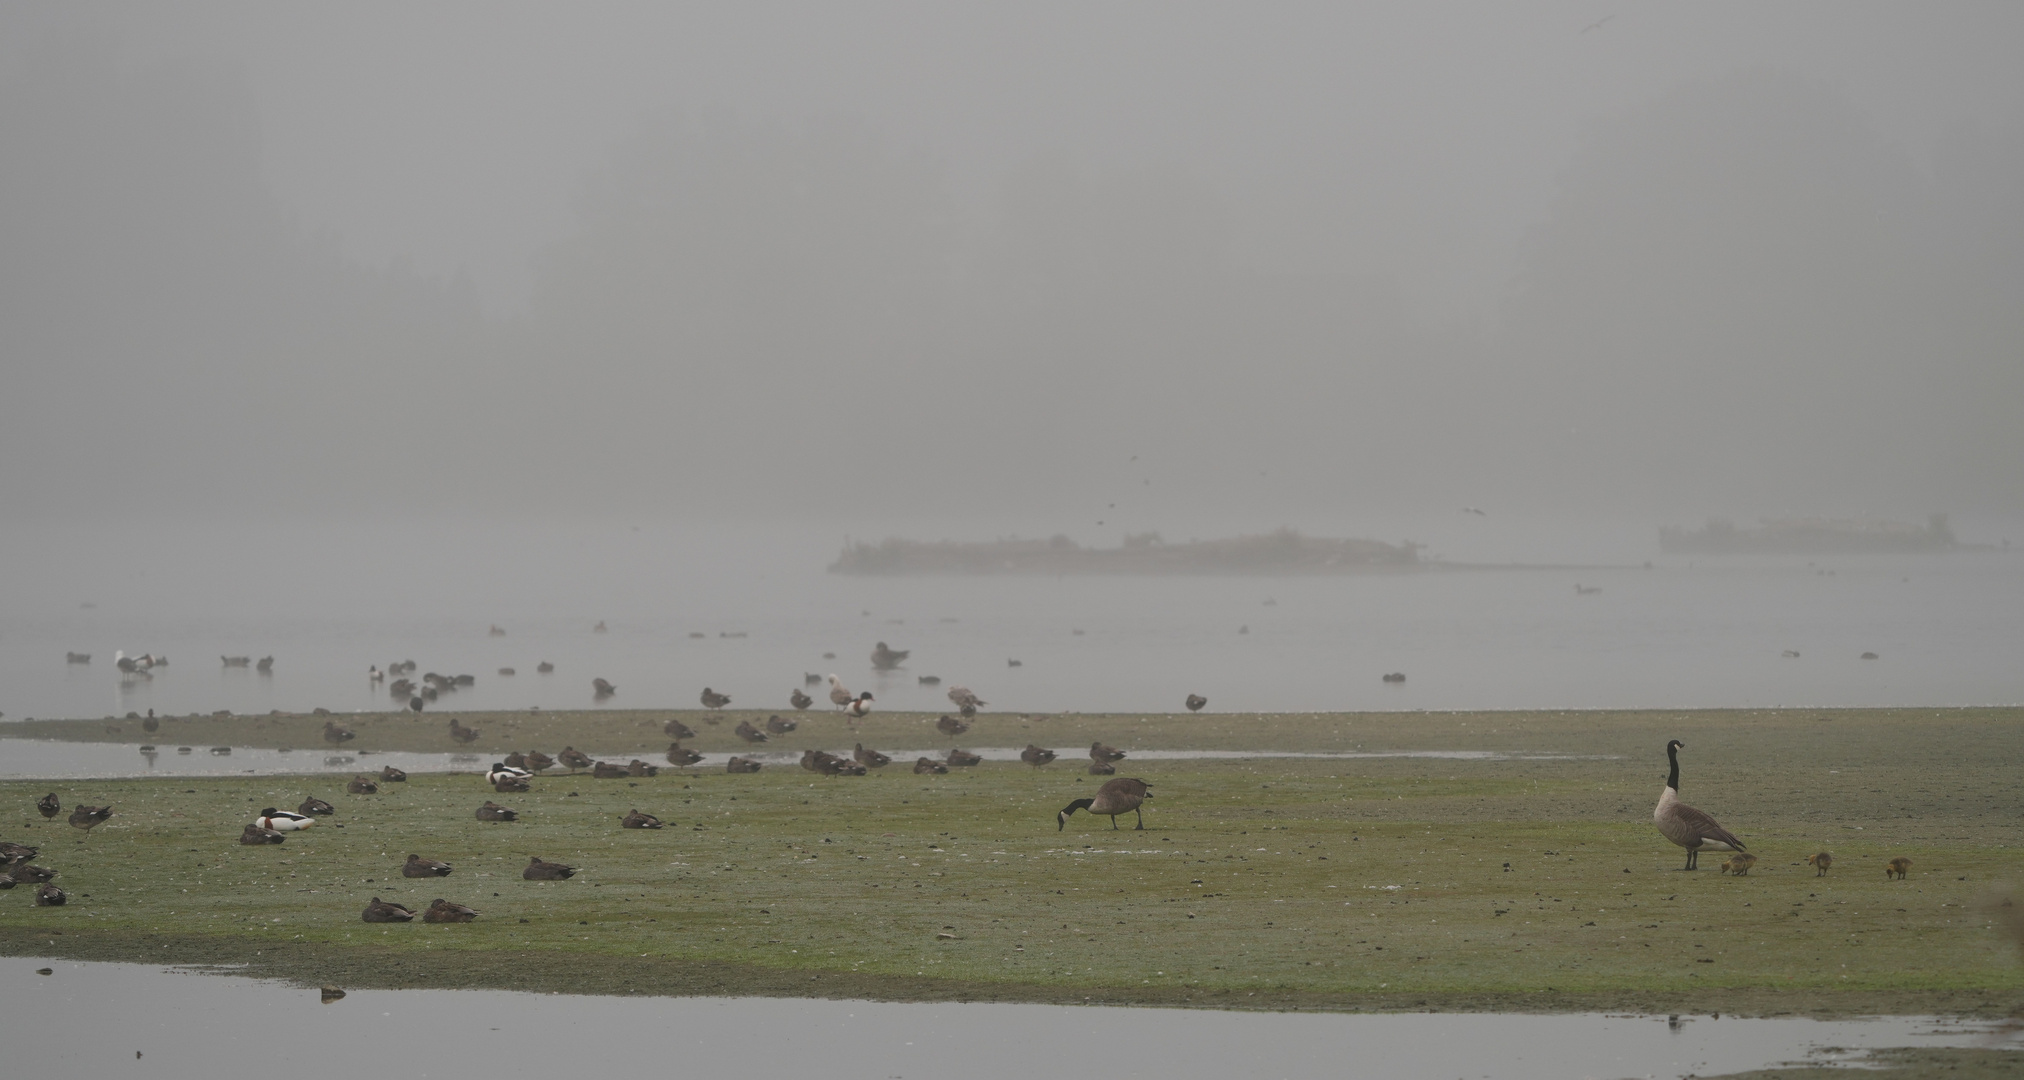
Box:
1666 743 1681 792
1058 798 1094 830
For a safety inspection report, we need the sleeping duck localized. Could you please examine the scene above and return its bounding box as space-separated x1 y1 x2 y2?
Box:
423 898 479 923
240 824 286 845
361 897 416 923
621 809 664 829
402 854 453 877
256 808 316 832
296 797 336 817
523 856 575 880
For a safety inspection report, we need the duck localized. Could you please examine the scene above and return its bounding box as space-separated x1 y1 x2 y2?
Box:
475 801 518 822
423 898 479 923
947 687 986 714
523 856 575 880
1381 672 1406 683
621 809 664 829
945 748 982 767
789 688 814 711
1185 694 1207 712
918 675 942 686
536 661 555 674
734 719 768 744
664 718 697 740
486 763 533 786
623 759 657 777
871 642 909 670
524 751 556 773
853 743 891 769
1 841 39 866
256 656 274 673
36 793 60 819
591 761 629 779
1807 852 1833 876
6 863 56 883
804 672 823 686
1059 777 1152 831
913 757 949 775
557 747 593 772
726 756 764 774
592 677 616 698
503 751 528 769
1886 856 1912 880
1020 744 1057 768
257 808 316 832
666 743 704 767
239 824 286 845
936 714 969 736
765 714 797 735
447 718 480 744
379 766 408 783
221 655 251 668
361 896 417 923
493 774 531 793
700 687 732 709
403 854 454 878
346 775 379 795
1089 741 1126 763
295 797 335 817
322 721 356 745
68 804 112 834
1088 759 1117 776
843 692 874 719
1653 740 1744 870
828 675 854 709
35 884 67 906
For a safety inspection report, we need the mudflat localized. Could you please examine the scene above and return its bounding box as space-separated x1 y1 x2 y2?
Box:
2 707 2019 1016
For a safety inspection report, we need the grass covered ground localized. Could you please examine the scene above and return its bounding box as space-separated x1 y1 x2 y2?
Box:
2 707 2020 1016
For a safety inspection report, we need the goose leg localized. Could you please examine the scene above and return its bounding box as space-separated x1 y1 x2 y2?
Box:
1134 808 1145 830
1109 815 1119 830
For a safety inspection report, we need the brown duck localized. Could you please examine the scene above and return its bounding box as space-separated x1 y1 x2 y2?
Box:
476 801 518 822
346 775 379 795
493 774 531 793
734 719 768 744
240 824 286 845
361 896 417 922
503 751 528 769
853 744 891 769
35 884 67 906
726 756 763 774
666 743 704 767
664 718 697 740
591 761 629 779
913 757 949 774
621 809 664 829
765 714 797 735
524 751 555 773
6 863 55 883
700 688 732 709
1088 759 1117 776
322 721 356 745
557 747 593 772
380 766 408 783
789 688 814 711
936 714 969 736
36 793 60 819
297 797 336 817
945 748 982 767
423 898 479 923
1058 777 1152 831
68 804 113 834
1020 745 1057 768
626 759 660 777
523 856 575 880
403 854 453 877
1089 741 1126 762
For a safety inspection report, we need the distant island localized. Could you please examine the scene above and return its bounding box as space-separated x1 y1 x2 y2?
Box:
1658 514 1956 555
829 529 1424 576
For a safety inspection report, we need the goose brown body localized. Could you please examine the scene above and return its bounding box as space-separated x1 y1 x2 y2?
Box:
1654 740 1744 870
1059 777 1152 831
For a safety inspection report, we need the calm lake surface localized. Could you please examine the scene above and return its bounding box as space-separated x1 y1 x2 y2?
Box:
3 518 2020 732
2 957 2012 1080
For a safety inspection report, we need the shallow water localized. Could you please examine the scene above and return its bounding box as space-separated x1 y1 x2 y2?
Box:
0 957 2010 1080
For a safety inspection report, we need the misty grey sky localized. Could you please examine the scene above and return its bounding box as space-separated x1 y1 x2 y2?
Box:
2 2 2020 530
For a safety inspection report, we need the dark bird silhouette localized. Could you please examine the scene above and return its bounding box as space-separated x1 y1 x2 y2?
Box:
592 761 629 779
424 898 479 923
403 854 453 878
523 856 575 880
1089 741 1126 763
1059 777 1152 831
666 743 703 767
361 897 416 922
790 688 814 710
256 656 274 673
322 721 355 746
871 642 909 670
734 719 769 744
557 747 593 772
946 748 982 767
1382 672 1406 683
1654 740 1744 870
947 687 985 713
493 775 531 793
1462 507 1487 516
525 751 555 773
664 718 697 740
1185 694 1207 712
918 675 941 685
380 766 407 783
726 756 764 774
448 718 480 744
913 757 949 774
701 687 732 709
592 677 616 698
36 793 60 819
6 863 55 883
240 824 286 845
936 714 969 736
765 714 797 735
68 804 112 835
409 696 426 713
1088 759 1116 776
853 743 891 769
346 775 379 795
35 884 66 906
621 809 664 829
804 672 823 686
475 801 518 822
536 661 555 674
1020 744 1057 768
296 797 335 817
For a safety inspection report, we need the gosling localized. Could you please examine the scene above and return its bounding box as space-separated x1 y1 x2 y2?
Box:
1807 852 1833 876
1886 856 1912 880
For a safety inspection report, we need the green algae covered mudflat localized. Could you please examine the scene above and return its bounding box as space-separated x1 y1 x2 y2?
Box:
2 707 2020 1016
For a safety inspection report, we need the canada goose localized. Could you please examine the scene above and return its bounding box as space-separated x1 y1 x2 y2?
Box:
1807 852 1833 876
240 824 286 845
322 721 355 745
35 884 67 906
854 744 891 769
664 718 697 740
1185 694 1207 712
256 656 274 673
871 642 909 670
1720 853 1758 875
257 808 316 832
946 748 982 767
828 675 854 708
493 775 531 793
424 898 479 923
1021 744 1057 768
475 801 518 822
666 743 703 767
557 747 593 772
36 793 60 819
790 688 814 710
486 763 532 786
1886 857 1912 880
537 661 555 674
734 720 768 744
361 897 416 923
448 718 480 744
346 775 379 795
379 766 407 783
525 751 555 773
1653 740 1744 870
701 687 732 709
726 756 764 774
913 757 949 774
1059 777 1152 831
592 677 616 698
523 857 575 880
843 693 874 718
1088 759 1117 776
592 761 629 779
296 797 335 817
1090 741 1126 763
947 686 985 713
68 805 112 834
766 714 796 735
936 714 969 736
403 854 453 877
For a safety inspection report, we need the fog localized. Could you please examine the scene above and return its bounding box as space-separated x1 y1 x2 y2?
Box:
3 2 2021 534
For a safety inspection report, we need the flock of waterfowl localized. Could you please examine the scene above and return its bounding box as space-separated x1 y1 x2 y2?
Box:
1652 739 1913 880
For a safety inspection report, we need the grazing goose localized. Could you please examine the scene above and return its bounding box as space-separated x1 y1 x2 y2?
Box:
871 642 909 670
1088 759 1116 776
423 898 479 923
947 687 986 714
475 801 518 822
726 756 764 774
1185 694 1207 712
1653 740 1744 870
789 688 814 711
700 688 732 709
403 854 453 878
913 756 949 774
257 808 316 832
35 884 67 906
621 809 664 829
37 793 60 819
592 677 616 698
68 805 112 834
1059 777 1152 831
525 751 555 773
591 761 629 779
380 766 407 783
666 743 704 767
557 747 593 772
523 856 575 880
828 675 854 709
296 797 335 817
664 718 697 740
240 824 286 845
361 897 417 923
1089 741 1126 763
843 692 874 719
346 775 379 795
936 714 969 736
734 720 769 744
1020 744 1057 768
945 748 982 767
853 744 891 769
765 714 797 735
1886 857 1912 880
1720 853 1758 876
486 763 533 786
1807 852 1833 876
322 722 355 745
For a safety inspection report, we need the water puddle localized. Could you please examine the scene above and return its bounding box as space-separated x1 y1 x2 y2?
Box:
0 957 2011 1079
